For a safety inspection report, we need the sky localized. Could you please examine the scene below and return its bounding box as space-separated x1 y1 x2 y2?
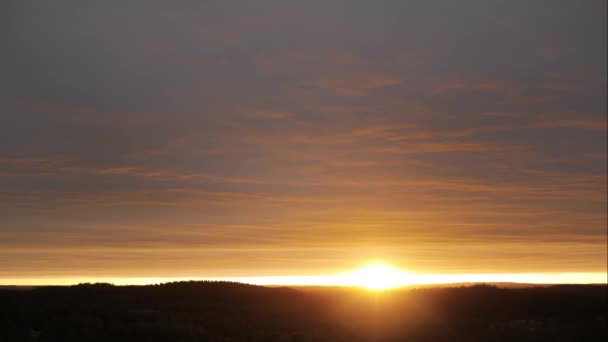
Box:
1 0 606 284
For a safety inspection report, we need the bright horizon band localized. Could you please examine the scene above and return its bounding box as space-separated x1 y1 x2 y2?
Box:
3 272 606 288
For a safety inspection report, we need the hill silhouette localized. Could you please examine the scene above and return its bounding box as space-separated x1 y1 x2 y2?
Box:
1 281 605 341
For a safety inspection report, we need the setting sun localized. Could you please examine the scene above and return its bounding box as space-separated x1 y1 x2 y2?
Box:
343 262 408 290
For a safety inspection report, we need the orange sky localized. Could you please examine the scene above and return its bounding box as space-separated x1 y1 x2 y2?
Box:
0 0 606 285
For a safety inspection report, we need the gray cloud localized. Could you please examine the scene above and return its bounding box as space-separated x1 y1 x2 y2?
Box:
1 0 606 278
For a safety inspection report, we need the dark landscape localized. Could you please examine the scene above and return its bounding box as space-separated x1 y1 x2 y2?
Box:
1 281 606 342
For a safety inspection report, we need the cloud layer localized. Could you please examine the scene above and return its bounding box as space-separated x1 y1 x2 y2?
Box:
1 0 606 278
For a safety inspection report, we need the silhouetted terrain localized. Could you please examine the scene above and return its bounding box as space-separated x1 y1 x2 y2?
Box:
1 282 605 341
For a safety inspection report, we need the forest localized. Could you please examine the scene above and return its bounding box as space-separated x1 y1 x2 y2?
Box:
1 281 606 341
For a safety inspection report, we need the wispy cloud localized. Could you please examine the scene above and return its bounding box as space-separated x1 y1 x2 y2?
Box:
0 0 605 279
532 118 607 131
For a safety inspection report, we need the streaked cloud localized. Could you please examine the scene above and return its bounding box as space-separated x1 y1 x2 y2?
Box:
0 0 605 280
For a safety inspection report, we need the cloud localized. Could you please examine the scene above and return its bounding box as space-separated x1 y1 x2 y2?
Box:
317 72 404 96
532 118 607 131
241 108 292 120
0 0 606 278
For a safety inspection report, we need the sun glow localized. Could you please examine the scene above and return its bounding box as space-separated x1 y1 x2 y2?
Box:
343 262 408 290
1 268 606 287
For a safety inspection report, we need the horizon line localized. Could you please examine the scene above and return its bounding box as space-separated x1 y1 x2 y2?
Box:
2 272 606 287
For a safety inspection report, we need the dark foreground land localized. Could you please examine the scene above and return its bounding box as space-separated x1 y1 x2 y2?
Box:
1 282 606 342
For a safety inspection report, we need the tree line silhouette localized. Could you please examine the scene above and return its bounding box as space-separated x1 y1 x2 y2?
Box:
0 281 605 341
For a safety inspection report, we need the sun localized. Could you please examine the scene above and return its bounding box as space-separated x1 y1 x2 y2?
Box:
346 262 408 290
